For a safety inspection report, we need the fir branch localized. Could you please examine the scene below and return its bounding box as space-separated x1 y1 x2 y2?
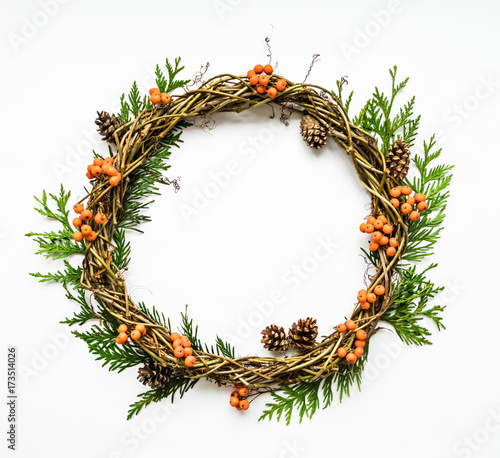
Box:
137 302 168 328
127 376 198 420
26 228 85 259
73 322 144 372
119 93 131 123
214 336 235 359
128 81 142 117
30 260 82 288
179 306 204 351
60 286 99 326
112 229 131 271
383 264 445 345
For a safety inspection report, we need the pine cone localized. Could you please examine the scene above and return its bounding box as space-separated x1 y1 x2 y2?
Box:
300 114 327 149
138 359 171 389
261 325 289 351
288 317 318 349
95 111 125 145
387 140 411 182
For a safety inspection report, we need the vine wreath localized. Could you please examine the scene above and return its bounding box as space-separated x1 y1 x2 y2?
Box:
29 57 452 423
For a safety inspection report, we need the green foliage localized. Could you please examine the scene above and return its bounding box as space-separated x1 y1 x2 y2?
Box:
404 135 453 263
137 302 168 328
214 336 235 359
179 306 204 351
383 265 445 345
30 260 82 288
352 66 421 153
60 286 99 326
117 124 185 232
73 321 144 372
112 229 131 270
127 376 198 420
155 57 190 93
260 347 369 424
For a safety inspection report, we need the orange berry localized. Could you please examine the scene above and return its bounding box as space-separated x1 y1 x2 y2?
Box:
263 64 273 75
390 198 400 208
360 302 370 310
337 323 347 333
409 211 420 221
389 237 398 248
161 93 171 104
369 242 379 251
149 88 160 95
259 75 269 86
367 216 376 225
414 193 426 202
355 339 366 348
185 355 196 367
249 74 259 85
86 171 94 179
80 209 92 221
73 231 83 242
230 396 240 407
364 223 375 233
183 347 193 357
374 285 386 296
73 217 82 227
406 196 416 206
247 69 256 78
131 330 141 341
267 87 278 98
371 231 382 242
181 338 192 348
359 223 368 233
150 93 161 104
386 246 397 257
118 324 128 333
93 158 104 167
356 329 367 340
256 85 266 94
337 347 347 358
346 320 356 331
116 333 128 344
417 201 428 212
374 219 384 230
81 224 92 236
170 333 180 341
135 324 146 336
357 289 367 302
107 166 118 176
173 338 183 348
85 231 97 241
94 213 107 224
390 187 401 198
104 157 114 165
101 163 111 174
354 347 364 358
379 236 389 246
382 224 393 234
401 186 412 196
87 164 94 172
73 203 84 213
238 387 249 397
401 203 412 214
231 390 241 397
254 64 264 74
377 215 387 224
276 78 287 91
174 346 185 358
346 353 357 364
366 292 377 303
239 399 250 410
109 175 121 186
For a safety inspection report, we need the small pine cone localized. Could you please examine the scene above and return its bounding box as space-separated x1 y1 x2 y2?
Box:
288 317 318 349
138 359 171 389
387 140 411 182
300 114 327 149
95 111 125 145
261 325 289 351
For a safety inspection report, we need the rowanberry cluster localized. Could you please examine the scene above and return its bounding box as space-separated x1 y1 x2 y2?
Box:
116 323 147 344
229 386 250 411
86 156 122 187
72 204 107 242
335 321 368 365
247 64 287 98
170 333 196 367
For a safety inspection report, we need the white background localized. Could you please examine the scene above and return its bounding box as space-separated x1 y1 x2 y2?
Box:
2 0 500 457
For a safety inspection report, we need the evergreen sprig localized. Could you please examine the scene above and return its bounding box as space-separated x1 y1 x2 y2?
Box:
127 376 198 420
30 260 82 288
60 286 99 326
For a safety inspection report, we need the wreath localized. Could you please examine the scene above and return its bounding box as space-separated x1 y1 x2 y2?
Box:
28 56 452 423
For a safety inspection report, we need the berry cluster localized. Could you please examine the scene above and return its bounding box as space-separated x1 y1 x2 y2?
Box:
356 284 386 310
359 214 399 257
389 185 428 221
116 323 147 344
229 385 250 411
149 88 171 105
170 333 196 367
247 64 287 98
72 204 107 242
335 321 368 364
86 156 122 187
